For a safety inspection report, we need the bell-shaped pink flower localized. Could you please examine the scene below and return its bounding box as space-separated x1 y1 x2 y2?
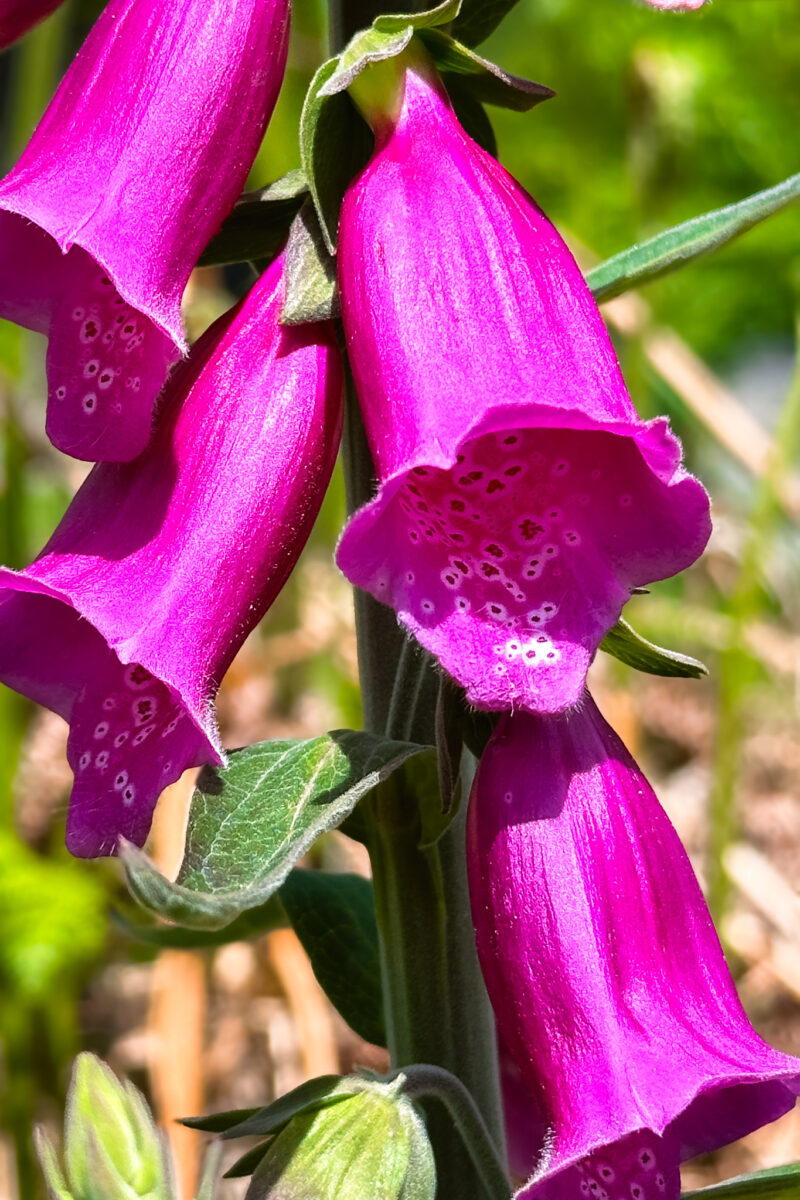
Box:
0 0 65 47
336 55 710 716
0 256 343 857
467 697 800 1198
0 0 289 462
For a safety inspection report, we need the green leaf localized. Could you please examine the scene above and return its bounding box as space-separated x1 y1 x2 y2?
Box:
587 172 800 303
600 617 707 679
281 200 339 325
300 59 373 254
121 731 433 930
279 871 385 1046
112 894 287 949
451 0 523 49
222 1142 271 1179
181 1108 260 1134
420 29 554 112
198 171 308 268
222 1076 352 1140
683 1161 800 1198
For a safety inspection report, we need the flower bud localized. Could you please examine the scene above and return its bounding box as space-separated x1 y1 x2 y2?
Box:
246 1077 435 1200
36 1053 175 1200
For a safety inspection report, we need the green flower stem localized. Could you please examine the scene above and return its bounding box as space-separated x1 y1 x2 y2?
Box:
339 366 506 1187
401 1065 512 1200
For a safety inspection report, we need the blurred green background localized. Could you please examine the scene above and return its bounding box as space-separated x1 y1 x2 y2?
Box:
0 0 799 1196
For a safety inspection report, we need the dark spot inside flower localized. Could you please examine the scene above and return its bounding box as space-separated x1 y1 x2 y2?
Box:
640 1153 653 1167
86 362 98 375
486 479 504 494
84 320 98 338
453 560 469 574
136 699 153 718
484 543 504 558
518 518 544 540
123 323 135 335
480 563 500 579
449 499 466 512
489 604 503 615
129 665 151 685
600 1169 612 1180
100 370 114 385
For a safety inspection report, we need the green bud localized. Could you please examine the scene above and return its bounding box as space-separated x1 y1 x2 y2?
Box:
245 1076 435 1200
36 1054 175 1200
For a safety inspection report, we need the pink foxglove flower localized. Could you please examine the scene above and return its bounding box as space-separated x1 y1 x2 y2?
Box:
643 0 706 10
0 0 289 462
0 256 343 857
467 697 800 1198
0 0 65 47
336 55 710 716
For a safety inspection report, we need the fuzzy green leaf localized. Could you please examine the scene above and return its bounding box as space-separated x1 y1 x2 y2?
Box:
121 732 433 930
587 172 800 303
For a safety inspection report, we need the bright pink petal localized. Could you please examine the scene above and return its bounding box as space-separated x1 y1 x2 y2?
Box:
467 699 800 1196
336 62 709 715
0 257 343 856
0 0 289 461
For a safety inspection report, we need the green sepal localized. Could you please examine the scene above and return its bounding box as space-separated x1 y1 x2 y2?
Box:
279 871 385 1046
222 1142 271 1180
452 0 524 49
682 1161 800 1198
281 199 339 325
180 1109 261 1134
300 59 375 254
600 617 707 679
587 171 800 303
420 28 554 112
198 170 307 268
121 731 433 930
34 1130 74 1200
222 1076 354 1141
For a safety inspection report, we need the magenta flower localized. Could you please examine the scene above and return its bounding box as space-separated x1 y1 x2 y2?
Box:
0 0 65 47
643 0 706 10
0 256 343 857
467 697 800 1198
336 56 710 716
0 0 289 462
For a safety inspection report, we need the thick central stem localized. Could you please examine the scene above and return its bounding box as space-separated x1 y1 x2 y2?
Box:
341 374 506 1195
